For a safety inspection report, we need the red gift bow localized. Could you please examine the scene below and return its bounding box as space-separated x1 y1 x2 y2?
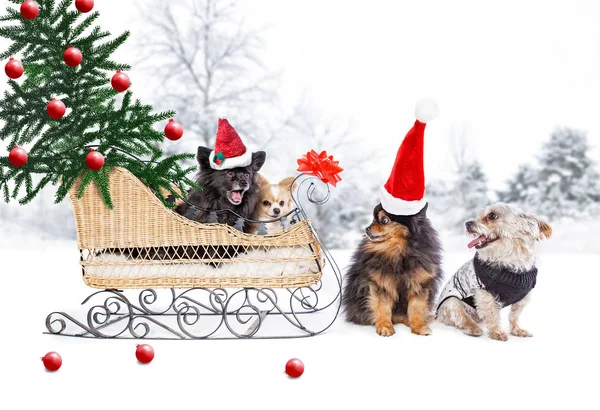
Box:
297 150 343 187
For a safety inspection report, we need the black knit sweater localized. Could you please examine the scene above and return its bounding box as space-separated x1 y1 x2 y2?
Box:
473 254 538 307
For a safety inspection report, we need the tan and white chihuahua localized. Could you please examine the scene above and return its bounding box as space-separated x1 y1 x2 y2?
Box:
256 175 297 233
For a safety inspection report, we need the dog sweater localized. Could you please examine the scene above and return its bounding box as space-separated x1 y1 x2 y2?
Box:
436 254 538 311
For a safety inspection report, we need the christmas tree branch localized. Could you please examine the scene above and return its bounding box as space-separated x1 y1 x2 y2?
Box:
0 0 201 209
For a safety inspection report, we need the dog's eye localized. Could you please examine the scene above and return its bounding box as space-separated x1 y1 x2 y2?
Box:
226 171 234 178
263 200 271 206
380 216 389 224
279 201 285 206
488 212 498 220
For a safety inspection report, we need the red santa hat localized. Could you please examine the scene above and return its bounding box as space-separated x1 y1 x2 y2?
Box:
209 114 253 170
380 99 439 216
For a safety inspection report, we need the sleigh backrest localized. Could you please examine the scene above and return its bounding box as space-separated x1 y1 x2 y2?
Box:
68 167 318 250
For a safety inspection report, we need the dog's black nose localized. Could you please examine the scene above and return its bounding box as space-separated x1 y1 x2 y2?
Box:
239 180 248 188
465 221 474 229
273 208 280 215
365 227 371 235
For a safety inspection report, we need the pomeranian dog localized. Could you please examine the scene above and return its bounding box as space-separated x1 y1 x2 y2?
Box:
255 175 297 233
436 203 552 341
342 203 443 336
174 146 266 230
166 146 266 262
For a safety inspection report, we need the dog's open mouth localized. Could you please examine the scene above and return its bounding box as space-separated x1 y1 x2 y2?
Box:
228 190 244 205
366 233 385 242
467 235 499 249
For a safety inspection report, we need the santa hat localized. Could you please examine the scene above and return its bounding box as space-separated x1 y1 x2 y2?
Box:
209 117 253 170
380 99 439 216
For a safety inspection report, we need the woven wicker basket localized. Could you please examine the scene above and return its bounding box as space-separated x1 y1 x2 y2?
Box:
69 167 324 289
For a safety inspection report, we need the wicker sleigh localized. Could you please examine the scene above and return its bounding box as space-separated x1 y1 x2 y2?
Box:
45 166 342 340
69 167 325 290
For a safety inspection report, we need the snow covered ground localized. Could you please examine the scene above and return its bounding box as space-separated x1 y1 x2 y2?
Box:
0 231 597 410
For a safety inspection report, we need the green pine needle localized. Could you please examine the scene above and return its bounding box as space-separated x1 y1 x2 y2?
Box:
0 0 201 210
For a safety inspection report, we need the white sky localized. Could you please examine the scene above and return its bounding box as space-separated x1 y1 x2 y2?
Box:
2 0 600 191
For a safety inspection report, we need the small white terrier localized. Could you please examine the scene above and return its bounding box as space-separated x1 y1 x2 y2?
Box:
436 202 552 341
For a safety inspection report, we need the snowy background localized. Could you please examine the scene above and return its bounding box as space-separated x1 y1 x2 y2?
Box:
1 1 599 409
1 0 599 251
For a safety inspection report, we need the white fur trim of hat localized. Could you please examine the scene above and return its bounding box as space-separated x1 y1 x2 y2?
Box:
380 185 428 216
209 150 253 170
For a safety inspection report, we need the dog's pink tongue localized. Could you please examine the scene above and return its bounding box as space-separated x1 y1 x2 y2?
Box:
231 191 242 203
468 236 486 249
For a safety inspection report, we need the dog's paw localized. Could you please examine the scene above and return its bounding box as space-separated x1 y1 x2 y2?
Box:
376 323 395 337
411 325 432 336
463 326 483 337
510 327 533 337
489 329 508 341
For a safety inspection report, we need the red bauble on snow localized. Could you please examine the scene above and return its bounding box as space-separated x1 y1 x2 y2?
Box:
135 344 154 364
42 352 62 371
63 46 82 67
111 70 130 92
285 358 304 378
164 119 184 141
20 0 39 20
85 150 104 171
5 57 24 79
75 0 94 13
47 98 66 119
8 146 28 167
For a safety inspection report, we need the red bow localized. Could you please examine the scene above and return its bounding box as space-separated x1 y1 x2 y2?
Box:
297 150 343 187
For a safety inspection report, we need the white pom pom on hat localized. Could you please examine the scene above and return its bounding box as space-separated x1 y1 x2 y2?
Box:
217 108 229 119
414 98 439 123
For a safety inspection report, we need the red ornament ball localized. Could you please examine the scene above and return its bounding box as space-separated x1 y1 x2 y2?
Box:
285 358 304 378
111 70 130 92
20 0 39 20
164 119 184 141
42 352 62 371
64 46 82 67
9 146 28 167
85 150 104 171
75 0 94 13
135 344 154 364
5 57 24 79
47 98 66 119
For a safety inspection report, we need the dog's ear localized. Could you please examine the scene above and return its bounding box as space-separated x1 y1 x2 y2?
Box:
197 146 212 170
521 212 552 240
257 173 270 187
413 202 428 217
251 151 266 172
538 220 552 239
279 176 297 192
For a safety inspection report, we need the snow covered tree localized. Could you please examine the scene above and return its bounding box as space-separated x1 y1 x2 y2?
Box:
535 127 600 219
134 0 280 160
498 163 538 205
428 126 492 232
449 160 491 230
423 178 454 231
0 0 199 209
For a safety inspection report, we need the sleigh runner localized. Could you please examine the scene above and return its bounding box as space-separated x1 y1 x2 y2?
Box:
45 165 343 340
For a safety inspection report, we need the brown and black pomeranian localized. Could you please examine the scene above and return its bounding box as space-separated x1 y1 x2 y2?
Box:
126 146 266 263
174 146 266 230
109 145 266 264
163 145 266 262
342 203 443 336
